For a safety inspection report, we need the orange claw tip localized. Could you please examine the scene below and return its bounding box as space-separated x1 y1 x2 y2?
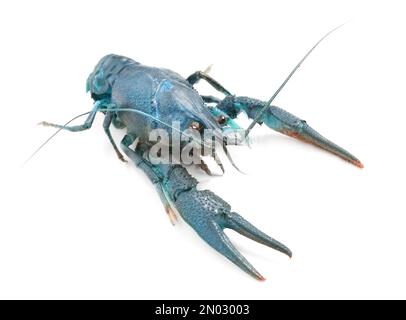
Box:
165 206 178 225
257 275 266 281
352 160 364 169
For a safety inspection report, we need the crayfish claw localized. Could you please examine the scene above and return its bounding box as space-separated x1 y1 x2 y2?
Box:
173 187 290 280
224 212 292 258
201 220 265 281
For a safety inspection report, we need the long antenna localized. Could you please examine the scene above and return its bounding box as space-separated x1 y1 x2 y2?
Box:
24 111 92 165
245 24 345 138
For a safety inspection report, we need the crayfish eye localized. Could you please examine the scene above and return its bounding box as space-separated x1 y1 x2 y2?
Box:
217 115 227 125
190 121 204 132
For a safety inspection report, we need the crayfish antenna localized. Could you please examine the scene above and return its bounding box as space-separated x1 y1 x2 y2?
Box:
24 111 92 165
245 23 346 138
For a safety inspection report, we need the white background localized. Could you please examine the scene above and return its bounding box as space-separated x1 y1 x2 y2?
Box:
1 0 405 299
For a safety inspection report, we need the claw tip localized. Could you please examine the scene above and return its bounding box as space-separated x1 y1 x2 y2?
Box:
282 248 293 258
165 206 177 225
257 275 266 281
352 160 364 169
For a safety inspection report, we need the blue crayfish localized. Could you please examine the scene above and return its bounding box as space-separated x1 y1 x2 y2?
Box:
36 27 362 280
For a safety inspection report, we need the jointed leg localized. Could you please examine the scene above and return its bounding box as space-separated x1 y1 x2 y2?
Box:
40 101 129 162
186 71 232 96
120 134 177 224
39 102 100 132
103 111 126 162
